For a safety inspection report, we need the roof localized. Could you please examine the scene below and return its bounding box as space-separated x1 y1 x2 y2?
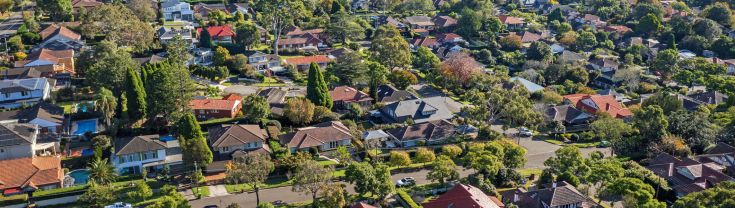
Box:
545 105 594 125
604 25 632 33
376 84 417 103
590 58 619 68
563 94 632 118
436 33 463 43
433 16 457 27
257 88 288 104
0 123 36 148
39 24 81 41
197 25 235 38
362 130 392 140
501 182 599 208
0 78 49 94
509 77 544 93
114 135 166 155
404 16 434 26
17 102 65 125
381 97 459 123
517 31 542 43
0 156 63 190
284 55 332 66
410 37 439 47
560 51 585 63
207 124 267 148
21 49 74 66
329 86 373 103
278 38 308 45
706 142 735 155
387 120 455 142
646 153 735 197
498 15 525 24
189 99 241 110
285 28 324 37
688 91 728 105
423 184 502 208
71 0 103 8
280 121 353 149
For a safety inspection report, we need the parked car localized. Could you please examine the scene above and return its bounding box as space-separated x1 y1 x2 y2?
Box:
518 127 533 137
396 177 416 187
104 202 132 208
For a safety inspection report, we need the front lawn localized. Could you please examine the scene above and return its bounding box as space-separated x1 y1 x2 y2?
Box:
191 186 210 198
225 177 291 193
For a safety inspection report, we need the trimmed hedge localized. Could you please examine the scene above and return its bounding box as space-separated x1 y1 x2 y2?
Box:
0 194 28 206
396 190 421 208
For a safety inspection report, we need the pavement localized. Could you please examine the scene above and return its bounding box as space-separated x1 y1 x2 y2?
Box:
0 11 23 37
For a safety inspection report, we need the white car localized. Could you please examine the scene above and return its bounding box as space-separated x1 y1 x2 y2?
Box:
518 127 533 137
105 202 132 208
396 177 416 187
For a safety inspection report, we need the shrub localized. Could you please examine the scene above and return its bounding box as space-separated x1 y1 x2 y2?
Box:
396 190 420 208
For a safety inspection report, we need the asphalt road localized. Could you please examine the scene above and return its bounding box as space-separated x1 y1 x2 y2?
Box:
0 11 24 37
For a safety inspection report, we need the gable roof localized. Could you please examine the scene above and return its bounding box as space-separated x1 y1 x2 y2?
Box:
646 153 735 197
404 16 434 26
381 97 459 123
433 15 457 27
284 55 332 66
39 24 82 41
386 120 455 142
17 102 65 125
563 94 632 118
189 99 241 110
376 84 417 103
546 104 595 125
498 15 525 24
0 123 36 148
207 124 267 148
197 25 235 38
502 182 599 208
423 184 502 208
0 78 49 94
330 86 373 103
509 77 544 93
280 121 353 149
20 49 74 67
0 156 63 191
114 135 166 155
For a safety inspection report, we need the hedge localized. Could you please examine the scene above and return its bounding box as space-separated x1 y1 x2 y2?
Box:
0 194 28 206
396 190 421 208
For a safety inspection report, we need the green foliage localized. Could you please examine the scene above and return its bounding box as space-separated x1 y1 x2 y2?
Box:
306 63 333 109
88 158 118 185
213 46 231 66
38 0 72 21
235 23 260 49
95 88 117 126
441 145 463 158
413 46 441 71
414 147 436 163
242 95 270 123
284 97 315 125
427 155 459 185
702 2 733 27
605 177 666 208
226 153 274 205
388 70 418 90
125 68 147 120
636 13 662 37
328 50 368 85
633 105 669 144
176 113 213 167
79 4 155 53
78 182 116 208
83 41 139 92
457 8 482 37
396 190 420 208
543 146 589 177
389 151 412 167
526 41 552 62
200 27 214 48
371 25 412 69
673 181 735 208
145 61 194 122
326 10 365 44
128 180 153 201
557 171 580 187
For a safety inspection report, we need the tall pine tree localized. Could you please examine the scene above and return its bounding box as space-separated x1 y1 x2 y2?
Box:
199 27 213 49
176 113 212 167
125 68 147 120
306 62 333 109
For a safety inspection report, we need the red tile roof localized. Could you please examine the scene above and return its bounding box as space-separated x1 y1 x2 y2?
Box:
0 156 63 191
197 26 236 38
189 99 241 110
39 24 81 41
281 121 353 149
604 25 632 33
498 15 525 25
563 94 632 118
329 86 373 103
284 55 332 66
222 93 242 101
437 33 462 43
423 184 503 208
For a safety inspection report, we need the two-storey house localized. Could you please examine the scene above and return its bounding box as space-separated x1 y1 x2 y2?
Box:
35 24 84 52
197 26 235 44
161 0 194 21
207 124 269 160
246 51 283 73
112 135 183 175
0 78 52 109
188 94 243 120
0 123 57 160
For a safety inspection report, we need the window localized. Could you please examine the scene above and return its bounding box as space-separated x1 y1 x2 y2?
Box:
21 91 28 96
222 146 230 152
329 141 340 149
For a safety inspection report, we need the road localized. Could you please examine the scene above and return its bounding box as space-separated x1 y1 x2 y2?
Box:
188 168 475 208
0 11 24 37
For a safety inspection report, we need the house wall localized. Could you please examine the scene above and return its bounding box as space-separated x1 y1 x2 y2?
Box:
318 139 351 151
0 88 50 103
0 144 34 160
29 118 62 134
215 141 263 155
112 149 166 175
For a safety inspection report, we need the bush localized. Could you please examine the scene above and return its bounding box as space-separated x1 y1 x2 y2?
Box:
396 190 420 208
0 194 28 206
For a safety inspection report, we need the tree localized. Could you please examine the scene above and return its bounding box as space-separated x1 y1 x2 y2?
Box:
335 146 351 164
345 162 377 196
213 46 231 66
306 63 333 109
527 42 552 62
79 4 155 53
389 151 411 167
79 182 116 208
548 8 565 23
576 31 598 51
497 140 527 168
367 61 389 99
590 114 632 154
371 25 411 69
557 171 580 187
702 2 733 27
441 145 463 158
291 160 334 208
673 181 735 208
605 177 665 208
427 155 459 187
128 180 153 201
125 68 147 120
543 146 588 176
587 159 625 188
692 19 722 40
499 34 522 50
320 184 347 207
633 105 669 144
667 109 719 153
328 50 368 85
254 0 308 55
373 163 395 200
242 95 270 123
199 27 214 48
126 0 157 22
88 158 117 185
326 10 365 44
414 147 436 163
0 0 13 15
651 49 679 79
642 92 684 115
235 23 260 49
38 0 72 22
226 153 274 205
83 41 139 92
166 35 192 66
146 62 195 122
149 185 189 208
457 8 482 37
176 113 213 167
95 88 117 126
388 70 418 90
284 97 316 125
636 13 662 37
464 150 503 176
413 46 441 71
440 52 482 85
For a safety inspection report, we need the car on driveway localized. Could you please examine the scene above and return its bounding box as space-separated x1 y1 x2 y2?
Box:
518 127 533 137
395 177 416 187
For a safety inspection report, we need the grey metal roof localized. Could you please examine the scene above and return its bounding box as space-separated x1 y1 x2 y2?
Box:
381 97 456 123
0 78 49 94
114 135 166 155
0 123 36 148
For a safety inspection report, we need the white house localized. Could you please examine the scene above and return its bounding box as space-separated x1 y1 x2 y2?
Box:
161 0 194 21
0 123 57 160
0 78 52 109
112 135 183 175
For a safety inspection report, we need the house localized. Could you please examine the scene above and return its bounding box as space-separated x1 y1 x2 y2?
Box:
423 184 504 208
386 120 456 147
277 33 324 50
375 84 417 103
285 28 326 39
157 27 195 45
432 15 457 30
678 91 729 111
696 142 735 176
603 25 632 34
1 66 69 81
326 48 354 60
191 47 212 65
559 50 586 64
189 94 242 120
36 24 84 52
226 3 251 16
161 0 194 21
246 51 282 73
410 37 439 49
193 3 228 18
283 55 332 71
545 105 595 126
0 123 55 160
280 121 353 152
379 97 460 123
562 94 632 119
112 135 184 175
647 153 735 197
15 49 75 75
0 156 63 195
512 31 543 45
436 33 464 44
256 88 288 116
17 102 66 134
378 16 407 31
501 181 600 208
589 58 619 72
576 14 606 29
497 15 526 30
207 124 269 159
362 130 393 148
197 26 235 44
71 0 103 13
330 86 373 110
507 77 544 93
0 78 52 109
404 16 435 30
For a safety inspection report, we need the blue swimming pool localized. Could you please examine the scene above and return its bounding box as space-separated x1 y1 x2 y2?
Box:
81 148 95 157
159 135 176 142
73 119 97 135
67 169 90 185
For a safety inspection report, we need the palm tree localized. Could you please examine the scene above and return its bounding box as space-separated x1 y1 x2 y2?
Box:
95 88 117 126
88 158 118 185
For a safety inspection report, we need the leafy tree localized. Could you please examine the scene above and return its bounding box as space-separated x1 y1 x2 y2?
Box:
548 8 565 23
413 46 441 71
166 35 192 66
499 34 522 50
95 88 117 126
633 105 669 144
126 0 157 22
367 61 389 99
457 8 482 37
557 171 580 187
702 2 733 26
226 153 274 205
149 185 189 208
587 159 625 188
576 31 598 51
692 19 722 41
441 145 463 158
497 139 527 168
543 146 588 177
291 160 334 208
38 0 72 21
213 46 231 66
642 92 684 115
176 113 213 167
335 146 351 164
306 63 333 109
396 0 435 13
319 184 347 207
465 150 503 176
88 158 117 185
79 4 155 53
667 109 719 153
79 182 116 208
199 27 213 48
636 13 662 37
371 25 411 69
605 178 665 208
427 155 459 187
389 151 412 167
284 97 316 125
254 0 309 55
235 23 260 49
146 62 194 122
526 41 552 62
125 68 147 120
373 163 395 200
673 181 735 208
0 0 13 15
651 49 679 79
328 50 368 85
344 162 377 196
388 70 418 90
242 95 270 123
83 41 139 92
590 114 632 155
326 10 365 44
128 180 153 201
414 147 436 163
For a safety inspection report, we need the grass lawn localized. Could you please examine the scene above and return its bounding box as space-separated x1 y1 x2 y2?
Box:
32 184 88 198
199 117 243 125
56 101 78 114
225 177 291 193
332 169 346 177
388 162 431 171
517 168 542 177
543 139 565 145
192 186 210 198
317 159 338 166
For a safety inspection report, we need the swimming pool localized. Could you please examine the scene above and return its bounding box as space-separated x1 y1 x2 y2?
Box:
159 135 176 142
72 119 97 135
67 169 90 185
